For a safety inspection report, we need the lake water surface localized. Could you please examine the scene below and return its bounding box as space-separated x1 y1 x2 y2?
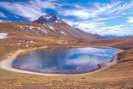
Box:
12 47 118 74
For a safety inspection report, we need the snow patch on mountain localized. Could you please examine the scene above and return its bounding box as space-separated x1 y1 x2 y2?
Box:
55 20 58 23
60 31 67 36
41 29 48 34
48 25 55 31
33 14 59 24
0 33 8 39
29 26 34 30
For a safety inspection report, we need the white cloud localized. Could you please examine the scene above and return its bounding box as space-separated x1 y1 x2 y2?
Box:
98 25 133 36
60 9 91 20
91 16 119 21
127 16 133 23
64 20 92 29
0 0 57 21
64 19 104 30
59 1 133 21
64 19 133 36
0 0 133 36
0 12 6 18
62 1 133 36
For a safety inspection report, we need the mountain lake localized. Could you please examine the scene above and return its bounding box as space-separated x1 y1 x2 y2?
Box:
12 47 118 74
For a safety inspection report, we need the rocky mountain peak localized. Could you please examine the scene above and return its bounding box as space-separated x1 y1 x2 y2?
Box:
33 13 60 24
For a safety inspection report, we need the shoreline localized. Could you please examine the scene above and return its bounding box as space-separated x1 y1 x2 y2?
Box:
0 46 124 76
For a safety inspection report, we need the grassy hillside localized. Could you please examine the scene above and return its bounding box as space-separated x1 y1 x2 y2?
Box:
0 22 133 88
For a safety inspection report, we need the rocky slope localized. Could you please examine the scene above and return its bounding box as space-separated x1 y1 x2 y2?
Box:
0 14 102 44
33 14 101 40
32 14 101 40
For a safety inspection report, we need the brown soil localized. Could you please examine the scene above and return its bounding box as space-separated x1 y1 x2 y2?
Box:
0 32 133 89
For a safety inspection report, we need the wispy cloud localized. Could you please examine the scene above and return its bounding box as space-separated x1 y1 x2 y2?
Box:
59 1 133 20
64 19 133 36
62 1 133 36
0 0 133 36
127 16 133 23
0 0 57 21
98 24 133 36
0 12 6 18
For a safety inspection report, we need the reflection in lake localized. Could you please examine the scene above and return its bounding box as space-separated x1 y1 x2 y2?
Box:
12 47 117 74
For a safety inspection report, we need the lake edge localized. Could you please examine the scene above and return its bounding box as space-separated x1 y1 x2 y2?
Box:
0 46 123 76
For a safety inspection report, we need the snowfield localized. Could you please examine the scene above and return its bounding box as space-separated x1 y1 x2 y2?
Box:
0 33 8 39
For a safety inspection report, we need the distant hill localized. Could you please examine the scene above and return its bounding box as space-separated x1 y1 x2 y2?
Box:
104 35 133 38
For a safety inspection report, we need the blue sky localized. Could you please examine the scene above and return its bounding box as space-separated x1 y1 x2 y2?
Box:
0 0 133 37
